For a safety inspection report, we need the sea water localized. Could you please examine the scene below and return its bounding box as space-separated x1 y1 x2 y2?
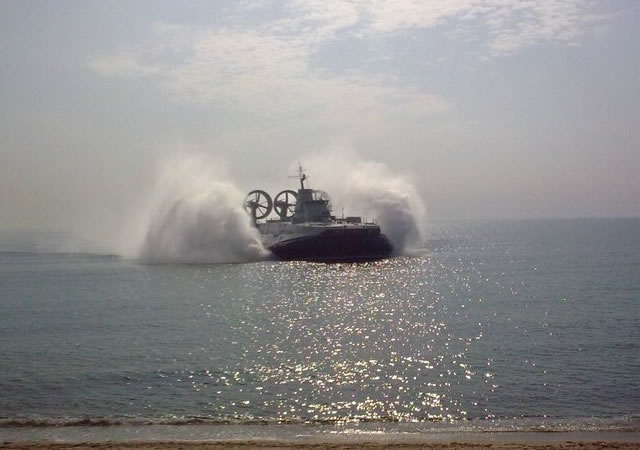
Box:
1 219 639 441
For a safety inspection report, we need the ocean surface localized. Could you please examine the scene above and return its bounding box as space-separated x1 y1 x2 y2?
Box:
1 219 639 441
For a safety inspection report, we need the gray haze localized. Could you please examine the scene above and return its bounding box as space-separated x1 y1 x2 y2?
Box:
1 1 639 247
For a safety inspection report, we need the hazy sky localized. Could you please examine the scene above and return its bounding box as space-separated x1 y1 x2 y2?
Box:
1 0 639 234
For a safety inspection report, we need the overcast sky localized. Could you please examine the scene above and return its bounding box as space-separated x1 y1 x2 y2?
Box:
1 0 639 234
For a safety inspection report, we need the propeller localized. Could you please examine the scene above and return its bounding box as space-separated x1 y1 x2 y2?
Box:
273 190 297 219
244 190 272 220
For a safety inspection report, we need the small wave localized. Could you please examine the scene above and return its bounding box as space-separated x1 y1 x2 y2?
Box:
0 418 124 428
0 416 301 428
2 415 639 432
0 417 225 428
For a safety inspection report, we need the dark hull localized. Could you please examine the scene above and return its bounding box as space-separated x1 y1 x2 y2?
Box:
268 228 393 263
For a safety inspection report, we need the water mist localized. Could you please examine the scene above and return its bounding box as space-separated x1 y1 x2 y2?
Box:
302 150 426 254
136 154 269 263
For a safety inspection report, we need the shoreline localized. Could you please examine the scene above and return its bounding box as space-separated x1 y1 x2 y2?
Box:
3 431 640 449
3 440 640 450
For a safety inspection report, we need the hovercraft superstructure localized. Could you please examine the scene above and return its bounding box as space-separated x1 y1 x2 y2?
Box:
244 167 393 262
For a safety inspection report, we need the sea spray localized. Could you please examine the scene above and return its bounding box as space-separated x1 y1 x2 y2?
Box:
125 151 423 262
303 150 426 254
137 154 270 263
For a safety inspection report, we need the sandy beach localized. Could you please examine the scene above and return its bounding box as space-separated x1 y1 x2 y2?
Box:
3 441 640 449
4 432 640 450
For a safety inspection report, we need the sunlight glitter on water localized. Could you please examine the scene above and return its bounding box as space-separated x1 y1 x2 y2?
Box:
178 256 494 423
2 219 639 428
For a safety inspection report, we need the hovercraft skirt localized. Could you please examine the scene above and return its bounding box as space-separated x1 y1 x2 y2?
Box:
268 229 393 263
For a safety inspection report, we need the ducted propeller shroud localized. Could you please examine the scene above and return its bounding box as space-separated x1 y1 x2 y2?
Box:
244 190 272 220
274 190 298 219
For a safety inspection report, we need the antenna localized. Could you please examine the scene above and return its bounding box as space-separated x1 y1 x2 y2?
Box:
288 162 307 189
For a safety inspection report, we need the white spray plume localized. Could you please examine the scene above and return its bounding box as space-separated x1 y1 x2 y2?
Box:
134 153 269 263
303 149 426 254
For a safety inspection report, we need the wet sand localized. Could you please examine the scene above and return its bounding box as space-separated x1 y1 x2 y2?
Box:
2 443 640 449
3 436 640 450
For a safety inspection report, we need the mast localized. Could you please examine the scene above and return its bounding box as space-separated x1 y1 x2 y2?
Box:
299 164 306 190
